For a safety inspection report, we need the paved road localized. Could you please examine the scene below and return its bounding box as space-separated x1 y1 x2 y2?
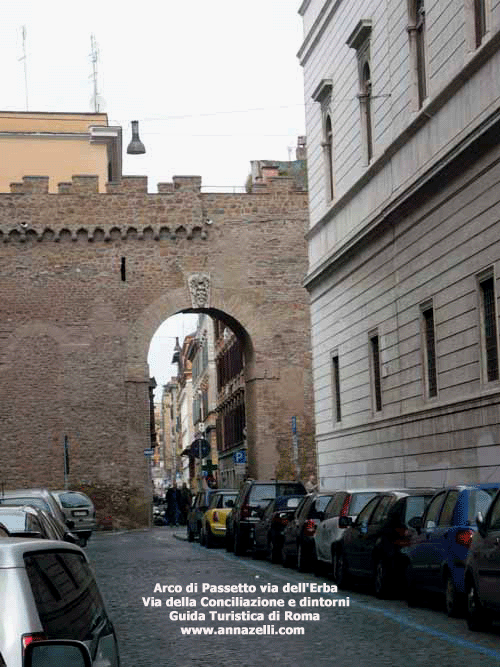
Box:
86 526 500 667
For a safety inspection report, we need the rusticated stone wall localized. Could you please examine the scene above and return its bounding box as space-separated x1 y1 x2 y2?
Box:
0 174 315 528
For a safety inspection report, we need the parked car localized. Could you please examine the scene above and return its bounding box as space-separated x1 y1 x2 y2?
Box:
281 492 336 571
0 489 70 531
252 495 305 563
336 489 435 597
51 491 97 546
0 537 120 667
465 487 500 630
403 484 500 616
314 489 386 575
226 480 307 556
200 490 238 547
187 489 216 542
0 505 79 543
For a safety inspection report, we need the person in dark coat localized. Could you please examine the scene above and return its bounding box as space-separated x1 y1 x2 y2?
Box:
180 483 192 525
166 483 182 526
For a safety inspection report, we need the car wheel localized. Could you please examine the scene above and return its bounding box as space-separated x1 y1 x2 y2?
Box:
297 543 309 572
444 571 463 618
281 542 292 568
335 549 350 589
466 576 490 631
234 528 246 556
405 562 421 607
205 527 214 549
187 525 195 543
374 558 391 599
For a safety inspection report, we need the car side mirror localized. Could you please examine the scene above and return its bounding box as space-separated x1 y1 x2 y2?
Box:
408 516 422 533
338 516 352 528
24 640 91 667
476 511 487 537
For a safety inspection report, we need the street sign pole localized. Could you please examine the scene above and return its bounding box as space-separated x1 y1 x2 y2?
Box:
63 435 70 490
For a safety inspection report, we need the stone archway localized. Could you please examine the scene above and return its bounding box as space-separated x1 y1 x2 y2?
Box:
0 174 315 528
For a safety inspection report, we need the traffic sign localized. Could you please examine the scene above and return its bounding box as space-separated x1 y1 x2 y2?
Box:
233 450 246 464
144 448 154 456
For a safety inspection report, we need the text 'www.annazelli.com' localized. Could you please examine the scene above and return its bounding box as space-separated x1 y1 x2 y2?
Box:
180 625 304 635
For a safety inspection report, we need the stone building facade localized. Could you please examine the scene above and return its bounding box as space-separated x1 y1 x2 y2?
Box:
0 173 314 527
299 0 500 490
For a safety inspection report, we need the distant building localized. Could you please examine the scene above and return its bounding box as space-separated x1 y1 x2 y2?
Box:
0 111 121 193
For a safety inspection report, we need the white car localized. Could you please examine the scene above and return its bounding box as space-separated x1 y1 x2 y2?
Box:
314 489 387 575
0 538 119 667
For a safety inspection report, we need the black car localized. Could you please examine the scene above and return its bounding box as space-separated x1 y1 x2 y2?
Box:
336 489 435 597
252 495 305 563
226 480 306 556
465 487 500 630
281 492 335 571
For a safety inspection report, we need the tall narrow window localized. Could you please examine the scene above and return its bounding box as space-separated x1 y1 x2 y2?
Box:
361 63 373 163
415 0 427 107
370 334 382 412
474 0 487 47
332 354 341 422
347 20 373 166
324 115 334 201
422 305 437 397
479 275 499 382
408 0 427 109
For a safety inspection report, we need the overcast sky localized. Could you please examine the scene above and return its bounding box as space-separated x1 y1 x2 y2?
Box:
1 1 306 397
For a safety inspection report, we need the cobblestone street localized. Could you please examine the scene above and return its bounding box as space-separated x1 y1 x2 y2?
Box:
86 527 500 667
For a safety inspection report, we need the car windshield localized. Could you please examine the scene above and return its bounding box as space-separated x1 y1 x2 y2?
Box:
56 492 91 508
0 497 49 512
0 512 26 531
350 492 378 515
468 487 499 523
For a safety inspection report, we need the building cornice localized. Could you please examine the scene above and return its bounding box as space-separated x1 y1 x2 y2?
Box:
297 0 344 66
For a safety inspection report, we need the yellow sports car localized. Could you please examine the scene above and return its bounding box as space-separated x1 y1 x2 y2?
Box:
200 490 238 547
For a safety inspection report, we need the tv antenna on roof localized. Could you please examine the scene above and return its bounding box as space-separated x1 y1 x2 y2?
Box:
89 33 106 112
18 25 29 110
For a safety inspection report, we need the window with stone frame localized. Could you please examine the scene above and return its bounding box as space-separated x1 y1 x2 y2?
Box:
474 0 488 47
369 331 382 413
478 270 499 383
421 301 438 398
312 78 334 203
347 20 373 166
407 0 428 110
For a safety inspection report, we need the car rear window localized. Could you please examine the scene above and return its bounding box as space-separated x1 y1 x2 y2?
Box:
468 487 499 523
404 496 432 525
249 484 305 507
24 551 109 640
56 493 92 508
349 492 378 515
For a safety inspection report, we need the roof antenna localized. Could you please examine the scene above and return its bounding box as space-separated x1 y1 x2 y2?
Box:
89 34 105 112
18 26 29 111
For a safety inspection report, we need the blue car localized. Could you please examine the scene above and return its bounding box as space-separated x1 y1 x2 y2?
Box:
403 484 500 616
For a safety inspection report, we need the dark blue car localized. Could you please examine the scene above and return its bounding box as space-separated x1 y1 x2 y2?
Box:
403 484 500 616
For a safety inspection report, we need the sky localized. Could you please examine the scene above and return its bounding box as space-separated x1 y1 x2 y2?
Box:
1 1 307 398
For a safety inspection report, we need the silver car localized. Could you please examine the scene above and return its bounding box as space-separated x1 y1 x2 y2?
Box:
0 538 119 667
52 490 97 546
0 489 68 529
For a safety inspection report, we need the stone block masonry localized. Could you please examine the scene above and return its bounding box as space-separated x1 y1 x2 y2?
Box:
0 175 315 528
